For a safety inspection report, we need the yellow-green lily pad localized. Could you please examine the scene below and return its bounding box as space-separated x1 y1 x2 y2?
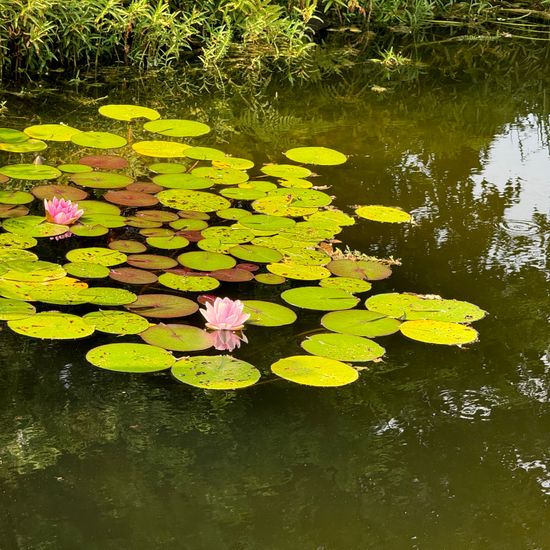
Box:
271 355 358 387
86 343 174 373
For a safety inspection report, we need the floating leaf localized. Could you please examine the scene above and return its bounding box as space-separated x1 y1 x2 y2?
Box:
281 286 359 310
63 262 110 279
268 188 332 208
99 104 160 121
3 216 68 238
70 223 109 237
238 214 295 233
172 356 260 390
24 124 81 141
0 298 35 320
267 263 330 280
0 164 61 180
125 294 198 318
0 234 36 249
278 178 312 189
185 146 226 161
319 277 372 293
103 190 158 207
212 157 254 170
109 240 147 254
210 268 254 282
177 251 236 271
157 189 230 212
152 173 213 189
132 140 190 158
77 287 136 306
321 310 401 337
86 343 174 373
242 300 297 326
140 324 213 351
127 254 178 270
78 200 121 216
355 205 412 223
79 155 129 170
271 355 358 387
255 273 286 285
8 312 94 339
72 131 127 149
301 333 385 362
83 310 150 335
220 187 266 201
66 247 126 267
308 209 355 227
0 205 29 218
0 128 28 143
31 184 88 201
0 139 48 153
261 163 312 179
144 119 210 137
149 162 187 173
284 146 347 166
327 259 392 280
146 235 190 250
230 244 283 264
158 272 220 292
192 166 249 185
399 320 479 345
109 267 158 285
0 191 34 205
71 171 133 189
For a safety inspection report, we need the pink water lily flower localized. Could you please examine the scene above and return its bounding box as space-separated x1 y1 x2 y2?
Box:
44 197 84 225
210 330 248 352
200 297 250 331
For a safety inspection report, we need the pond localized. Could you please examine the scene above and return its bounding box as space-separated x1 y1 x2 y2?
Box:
0 50 549 548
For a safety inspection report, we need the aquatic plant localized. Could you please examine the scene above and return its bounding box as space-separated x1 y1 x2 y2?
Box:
0 103 487 389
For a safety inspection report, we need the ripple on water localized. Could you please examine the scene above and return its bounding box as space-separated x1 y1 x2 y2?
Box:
499 219 539 236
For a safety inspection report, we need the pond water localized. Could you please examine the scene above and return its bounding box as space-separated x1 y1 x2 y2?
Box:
1 50 549 549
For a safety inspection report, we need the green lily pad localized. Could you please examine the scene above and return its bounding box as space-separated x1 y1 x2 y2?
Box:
58 163 93 173
109 240 147 254
109 267 158 285
238 214 296 233
0 234 37 249
321 310 401 337
0 298 36 320
282 248 331 266
172 355 260 390
242 300 297 326
281 286 359 310
0 164 61 180
2 216 68 237
319 277 372 293
268 188 332 208
301 333 385 362
252 196 317 218
71 171 133 189
284 146 347 166
8 312 94 339
86 343 174 373
140 323 213 351
279 222 337 242
271 355 358 387
158 272 220 292
217 208 249 220
132 140 190 158
192 166 249 185
149 162 187 173
144 119 210 137
327 259 392 280
261 163 312 179
157 189 230 212
307 209 355 227
152 173 213 189
219 187 266 201
98 104 161 121
31 184 88 201
78 200 121 216
0 191 34 205
0 128 28 143
177 251 236 271
70 223 109 237
0 139 48 153
365 293 487 323
399 320 479 345
77 287 137 306
239 180 277 192
278 178 312 189
185 146 226 161
229 245 283 264
267 263 331 280
66 247 127 267
212 157 254 170
0 260 66 283
125 293 198 318
146 235 190 250
127 254 178 270
24 124 81 141
83 310 150 335
355 205 412 223
0 249 38 262
71 131 127 149
63 262 110 279
255 273 286 285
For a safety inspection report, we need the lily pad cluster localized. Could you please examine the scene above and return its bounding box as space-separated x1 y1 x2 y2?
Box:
0 105 487 390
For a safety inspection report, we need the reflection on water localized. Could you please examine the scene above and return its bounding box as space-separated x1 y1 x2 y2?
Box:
0 49 550 548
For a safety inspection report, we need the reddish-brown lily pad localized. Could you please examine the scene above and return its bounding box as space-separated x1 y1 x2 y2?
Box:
31 184 88 201
104 190 159 207
126 181 164 194
210 268 255 282
0 205 29 218
176 230 203 242
79 155 129 170
135 209 179 222
125 293 198 318
109 267 159 285
236 262 260 272
327 259 392 280
126 254 179 270
0 174 9 184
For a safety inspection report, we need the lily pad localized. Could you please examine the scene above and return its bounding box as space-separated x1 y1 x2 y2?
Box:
238 214 296 233
192 166 249 185
301 333 385 362
399 320 479 345
79 155 129 170
136 210 179 223
140 323 213 351
149 162 187 174
0 205 29 218
0 128 28 143
185 146 226 161
71 172 133 189
267 263 331 280
210 268 254 282
98 104 161 121
242 300 297 326
0 234 37 249
327 259 392 280
0 139 48 153
157 189 230 212
319 277 372 293
229 245 283 264
132 140 190 158
172 356 260 390
255 273 286 285
219 187 266 201
271 355 358 387
0 298 36 320
78 287 137 306
66 247 126 267
24 124 81 141
261 163 312 179
127 254 178 270
8 312 94 339
0 191 34 205
152 173 213 189
158 272 220 292
177 251 236 271
281 286 359 310
355 205 412 223
125 293 198 318
71 131 127 149
321 310 401 337
2 216 69 237
146 235 190 250
109 267 158 285
31 184 88 201
109 240 147 254
284 146 347 166
212 157 254 170
83 310 150 335
86 343 174 373
63 262 110 279
0 164 61 181
144 119 210 137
